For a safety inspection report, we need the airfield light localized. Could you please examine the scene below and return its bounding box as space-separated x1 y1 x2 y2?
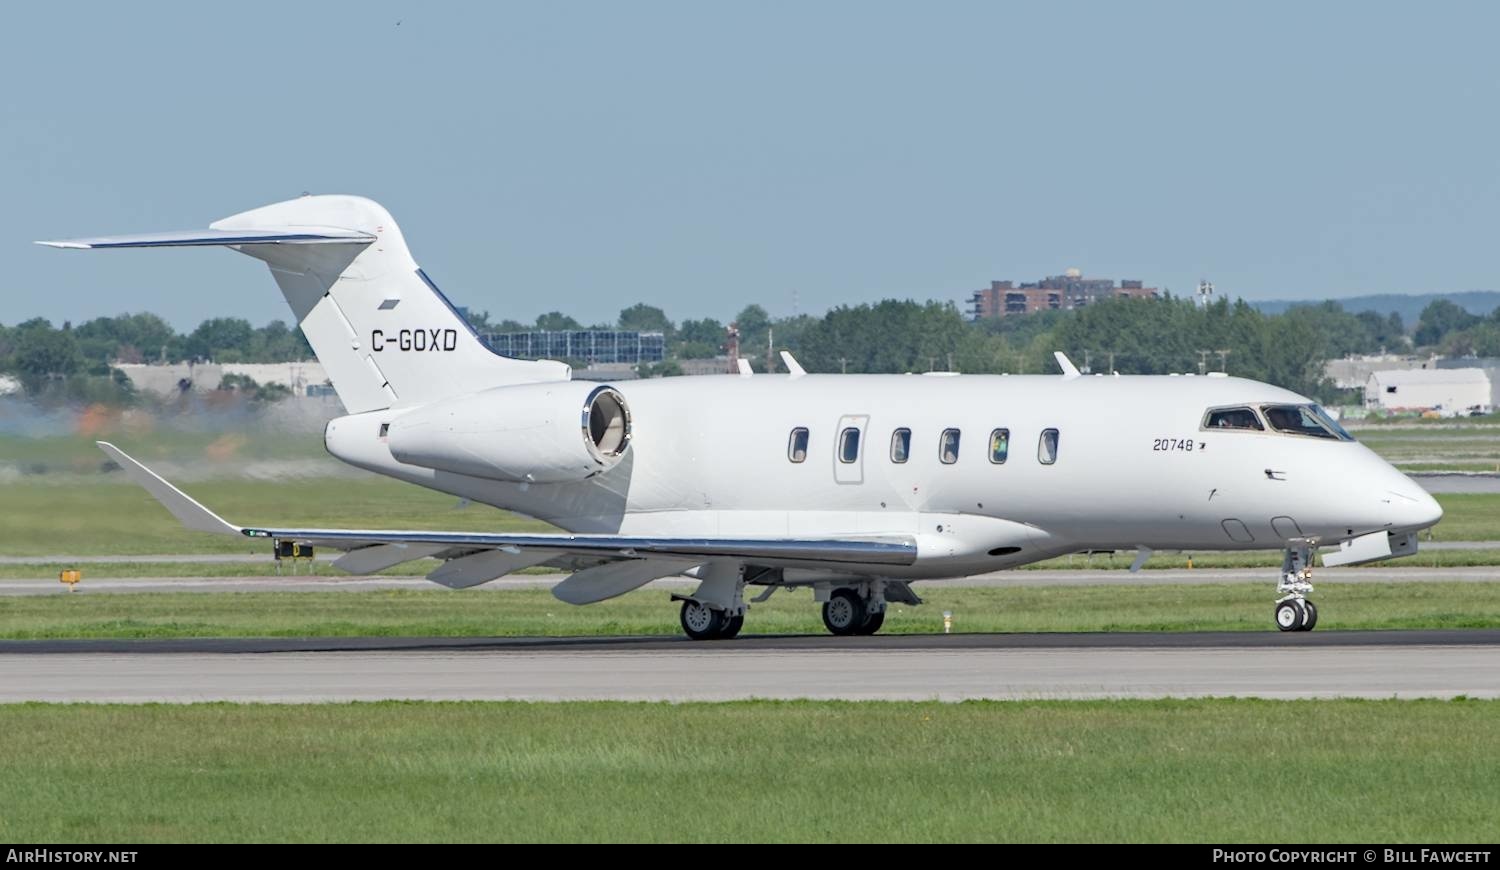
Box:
942 610 953 634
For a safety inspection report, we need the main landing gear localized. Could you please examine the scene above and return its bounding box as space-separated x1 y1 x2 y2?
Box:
821 588 885 636
818 580 919 637
1274 541 1319 632
674 561 748 640
679 599 744 641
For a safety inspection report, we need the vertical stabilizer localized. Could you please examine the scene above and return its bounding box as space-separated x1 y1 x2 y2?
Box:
41 195 570 413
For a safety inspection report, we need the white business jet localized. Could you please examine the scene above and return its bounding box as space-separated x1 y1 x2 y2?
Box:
41 195 1443 638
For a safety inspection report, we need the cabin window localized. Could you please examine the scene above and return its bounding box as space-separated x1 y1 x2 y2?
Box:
988 429 1010 464
838 427 861 464
939 429 961 464
1203 406 1264 431
788 427 809 463
890 428 911 463
1038 428 1059 465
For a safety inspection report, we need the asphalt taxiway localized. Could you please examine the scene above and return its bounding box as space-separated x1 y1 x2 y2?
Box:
2 630 1496 703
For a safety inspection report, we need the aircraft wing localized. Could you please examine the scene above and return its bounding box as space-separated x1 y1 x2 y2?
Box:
98 442 918 572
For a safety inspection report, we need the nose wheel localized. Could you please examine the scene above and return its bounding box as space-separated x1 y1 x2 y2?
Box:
1274 541 1319 632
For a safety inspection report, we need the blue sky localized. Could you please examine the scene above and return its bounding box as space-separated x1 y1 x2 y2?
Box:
5 1 1499 330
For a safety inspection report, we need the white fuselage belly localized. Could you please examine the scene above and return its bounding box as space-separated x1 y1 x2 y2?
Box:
325 373 1439 580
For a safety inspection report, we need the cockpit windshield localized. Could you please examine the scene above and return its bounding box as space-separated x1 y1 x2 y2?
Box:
1261 404 1355 441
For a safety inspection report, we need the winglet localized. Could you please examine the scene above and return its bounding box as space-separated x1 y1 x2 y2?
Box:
779 350 807 378
96 442 242 536
1054 351 1081 380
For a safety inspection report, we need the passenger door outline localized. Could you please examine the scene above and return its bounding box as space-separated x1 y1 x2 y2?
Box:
833 414 869 485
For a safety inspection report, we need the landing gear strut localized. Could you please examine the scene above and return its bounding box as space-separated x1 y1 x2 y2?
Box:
1275 541 1319 632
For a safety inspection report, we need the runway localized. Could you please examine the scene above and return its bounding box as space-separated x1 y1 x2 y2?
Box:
3 630 1496 702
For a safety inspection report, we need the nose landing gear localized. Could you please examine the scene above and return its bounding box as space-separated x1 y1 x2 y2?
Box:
1275 541 1319 632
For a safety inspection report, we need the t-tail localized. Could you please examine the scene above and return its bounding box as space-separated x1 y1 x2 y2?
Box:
38 195 569 413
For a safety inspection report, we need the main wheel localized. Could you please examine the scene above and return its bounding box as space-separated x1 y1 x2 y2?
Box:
1275 599 1304 632
719 612 745 640
681 600 726 640
822 588 868 636
1300 599 1318 632
854 609 886 636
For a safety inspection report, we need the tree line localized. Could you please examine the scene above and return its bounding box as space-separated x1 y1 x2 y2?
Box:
3 296 1496 405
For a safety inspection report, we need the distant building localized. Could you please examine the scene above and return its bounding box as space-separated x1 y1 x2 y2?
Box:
116 361 330 398
1364 368 1492 415
1324 354 1438 391
969 268 1158 319
482 330 665 365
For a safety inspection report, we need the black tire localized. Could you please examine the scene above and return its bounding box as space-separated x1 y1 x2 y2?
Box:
822 588 868 636
1275 599 1302 632
719 612 745 640
854 610 886 636
1300 600 1318 632
680 600 726 641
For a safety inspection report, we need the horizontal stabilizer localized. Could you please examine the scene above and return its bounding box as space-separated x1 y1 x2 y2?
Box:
36 227 374 249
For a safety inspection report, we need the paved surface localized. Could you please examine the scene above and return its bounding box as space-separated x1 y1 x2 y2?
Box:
5 564 1500 596
1411 473 1500 494
2 630 1496 702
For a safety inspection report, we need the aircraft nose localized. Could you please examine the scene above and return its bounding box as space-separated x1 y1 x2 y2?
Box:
1385 482 1443 532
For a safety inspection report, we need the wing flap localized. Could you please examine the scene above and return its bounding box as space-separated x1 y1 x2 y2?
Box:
332 542 452 575
551 559 697 605
426 549 556 589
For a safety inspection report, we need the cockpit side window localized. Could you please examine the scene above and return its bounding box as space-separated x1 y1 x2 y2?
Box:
1261 404 1353 441
1202 406 1264 431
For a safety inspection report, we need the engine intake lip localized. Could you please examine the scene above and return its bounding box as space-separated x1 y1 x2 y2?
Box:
581 385 632 465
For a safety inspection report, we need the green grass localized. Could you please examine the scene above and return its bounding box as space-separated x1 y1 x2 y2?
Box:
1425 493 1500 541
0 429 331 472
0 699 1496 842
3 582 1499 639
0 478 555 556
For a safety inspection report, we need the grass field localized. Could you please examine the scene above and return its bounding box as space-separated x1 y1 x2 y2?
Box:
0 477 556 556
3 581 1498 638
0 699 1496 842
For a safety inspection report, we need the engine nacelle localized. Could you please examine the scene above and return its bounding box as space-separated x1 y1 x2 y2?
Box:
386 381 631 484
